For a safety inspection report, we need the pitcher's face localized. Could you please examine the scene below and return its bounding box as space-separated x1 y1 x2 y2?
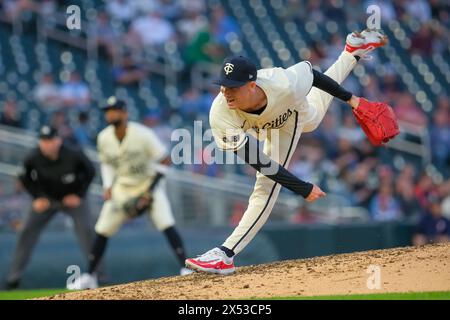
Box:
221 82 255 111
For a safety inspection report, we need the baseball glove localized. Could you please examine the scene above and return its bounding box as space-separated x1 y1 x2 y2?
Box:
352 98 400 146
122 191 153 218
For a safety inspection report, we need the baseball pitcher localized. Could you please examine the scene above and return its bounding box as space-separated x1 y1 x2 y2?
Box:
186 29 399 274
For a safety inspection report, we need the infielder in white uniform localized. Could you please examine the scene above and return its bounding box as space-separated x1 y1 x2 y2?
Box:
68 97 191 290
186 29 388 274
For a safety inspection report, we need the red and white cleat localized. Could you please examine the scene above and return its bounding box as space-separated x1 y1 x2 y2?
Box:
345 29 388 59
185 248 235 275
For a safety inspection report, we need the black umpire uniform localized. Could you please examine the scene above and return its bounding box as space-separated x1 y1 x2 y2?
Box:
5 125 96 289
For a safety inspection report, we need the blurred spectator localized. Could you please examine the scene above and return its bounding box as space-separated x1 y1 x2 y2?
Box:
133 0 159 14
404 0 432 23
3 0 35 21
127 9 175 50
333 137 359 171
0 181 27 232
95 11 120 59
280 0 302 22
395 164 422 219
310 42 328 68
289 147 313 182
430 20 449 54
429 107 450 174
394 93 427 128
346 161 377 208
39 0 56 17
437 95 450 113
49 110 77 146
112 53 148 86
305 0 326 23
210 5 240 46
60 72 91 112
289 140 330 184
354 140 378 164
311 113 339 158
381 72 403 100
176 7 208 42
323 34 345 67
377 164 395 186
410 24 433 55
183 24 226 67
345 0 364 22
362 75 383 102
323 0 345 21
397 163 417 182
73 112 95 147
414 172 437 211
0 100 22 128
369 182 402 221
106 0 137 22
200 85 218 113
429 0 450 24
33 73 61 113
179 87 205 122
143 109 173 146
157 0 182 21
413 195 450 246
337 112 365 144
179 0 205 14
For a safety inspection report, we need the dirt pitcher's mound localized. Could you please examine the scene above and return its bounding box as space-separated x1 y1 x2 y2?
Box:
42 243 450 300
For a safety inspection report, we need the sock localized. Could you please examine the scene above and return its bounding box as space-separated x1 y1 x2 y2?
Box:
220 245 235 258
163 226 187 267
88 233 108 274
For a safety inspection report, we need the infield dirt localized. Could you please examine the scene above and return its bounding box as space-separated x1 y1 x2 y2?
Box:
40 243 450 300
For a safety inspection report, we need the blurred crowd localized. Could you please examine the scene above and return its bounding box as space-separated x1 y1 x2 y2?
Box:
0 0 449 244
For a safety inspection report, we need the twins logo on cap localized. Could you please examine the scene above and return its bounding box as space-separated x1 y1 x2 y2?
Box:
213 56 258 88
224 63 234 75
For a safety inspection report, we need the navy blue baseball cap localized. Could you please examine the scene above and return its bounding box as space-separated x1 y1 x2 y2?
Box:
101 96 127 111
38 125 58 139
213 56 257 88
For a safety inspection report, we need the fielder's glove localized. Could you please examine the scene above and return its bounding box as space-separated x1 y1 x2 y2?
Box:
122 191 153 218
352 98 400 146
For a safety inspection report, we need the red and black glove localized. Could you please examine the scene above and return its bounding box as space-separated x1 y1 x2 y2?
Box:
352 98 400 146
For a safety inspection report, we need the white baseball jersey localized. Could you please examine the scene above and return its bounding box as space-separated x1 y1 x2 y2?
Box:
211 52 358 255
95 121 175 236
210 61 314 151
97 121 167 187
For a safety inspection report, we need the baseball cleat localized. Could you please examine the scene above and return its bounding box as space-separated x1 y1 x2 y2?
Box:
66 273 98 290
185 247 235 275
345 29 388 58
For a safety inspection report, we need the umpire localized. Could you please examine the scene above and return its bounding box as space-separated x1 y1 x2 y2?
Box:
5 125 96 289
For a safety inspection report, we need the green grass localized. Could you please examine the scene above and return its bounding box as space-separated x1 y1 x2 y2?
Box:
264 291 450 300
0 289 70 300
2 289 449 300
